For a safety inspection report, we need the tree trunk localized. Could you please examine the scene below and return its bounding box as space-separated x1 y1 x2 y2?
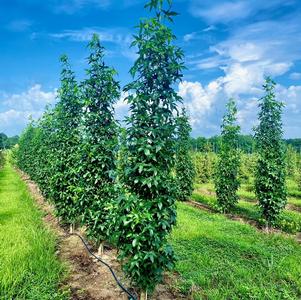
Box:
98 241 104 256
140 291 148 300
69 223 74 234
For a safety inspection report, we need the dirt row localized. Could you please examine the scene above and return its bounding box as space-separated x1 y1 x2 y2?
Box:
18 170 185 300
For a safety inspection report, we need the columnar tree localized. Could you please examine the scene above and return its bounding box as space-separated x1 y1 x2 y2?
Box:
175 108 195 201
286 145 298 179
51 55 82 228
214 98 241 212
117 0 184 297
80 34 120 248
254 77 287 225
34 109 59 198
16 121 37 175
298 161 301 191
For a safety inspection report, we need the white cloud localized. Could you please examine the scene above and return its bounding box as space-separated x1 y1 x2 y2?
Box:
3 84 57 111
184 32 198 42
114 91 130 123
0 85 57 136
189 0 294 24
191 1 252 24
290 72 301 80
178 80 224 132
50 27 136 60
178 77 301 138
277 85 301 114
50 27 123 43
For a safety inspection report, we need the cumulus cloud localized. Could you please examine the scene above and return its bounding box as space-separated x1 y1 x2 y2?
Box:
178 78 301 138
114 91 129 123
183 10 301 137
0 85 57 136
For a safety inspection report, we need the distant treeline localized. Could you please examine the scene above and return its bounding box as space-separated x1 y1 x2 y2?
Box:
190 135 301 153
0 133 19 149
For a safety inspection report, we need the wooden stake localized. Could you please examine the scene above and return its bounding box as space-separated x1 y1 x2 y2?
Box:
140 290 148 300
69 223 74 234
98 241 104 256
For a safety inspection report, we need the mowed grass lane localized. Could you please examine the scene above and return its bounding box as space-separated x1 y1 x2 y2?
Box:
171 202 301 300
0 161 67 299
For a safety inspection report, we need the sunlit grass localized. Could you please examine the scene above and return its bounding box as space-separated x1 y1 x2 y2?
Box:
0 161 68 299
171 202 301 299
192 181 301 233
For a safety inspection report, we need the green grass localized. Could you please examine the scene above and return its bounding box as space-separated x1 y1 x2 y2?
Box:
192 182 301 233
171 202 301 300
0 161 68 299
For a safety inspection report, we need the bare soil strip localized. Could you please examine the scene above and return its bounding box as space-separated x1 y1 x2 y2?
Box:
18 169 184 300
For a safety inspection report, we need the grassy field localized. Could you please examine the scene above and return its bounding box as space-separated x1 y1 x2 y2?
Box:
0 161 67 299
171 202 301 300
2 157 301 299
192 182 301 233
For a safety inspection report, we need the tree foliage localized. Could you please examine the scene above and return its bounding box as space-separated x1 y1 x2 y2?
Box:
49 55 83 225
0 133 19 150
254 77 287 225
175 108 195 201
16 39 119 238
117 0 184 293
214 98 241 213
192 144 216 184
79 34 120 242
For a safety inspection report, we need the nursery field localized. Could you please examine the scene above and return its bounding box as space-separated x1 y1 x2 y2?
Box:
192 180 301 234
1 159 301 299
1 0 301 299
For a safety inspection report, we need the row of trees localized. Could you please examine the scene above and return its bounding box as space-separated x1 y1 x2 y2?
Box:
0 151 4 169
190 135 301 154
16 1 191 298
0 133 19 150
213 78 287 225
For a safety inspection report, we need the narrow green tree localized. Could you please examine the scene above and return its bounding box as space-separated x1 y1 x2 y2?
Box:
51 55 82 228
117 0 184 297
298 159 301 191
214 98 241 212
175 108 195 201
80 34 120 249
254 77 287 225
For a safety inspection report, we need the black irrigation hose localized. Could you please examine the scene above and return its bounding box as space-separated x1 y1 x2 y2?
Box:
70 232 137 300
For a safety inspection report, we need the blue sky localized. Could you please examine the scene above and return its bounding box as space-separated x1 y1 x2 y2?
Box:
0 0 300 138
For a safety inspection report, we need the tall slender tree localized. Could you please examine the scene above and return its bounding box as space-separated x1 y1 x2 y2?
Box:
117 0 184 297
51 55 82 228
214 98 241 212
175 108 195 201
80 34 120 250
254 77 287 225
